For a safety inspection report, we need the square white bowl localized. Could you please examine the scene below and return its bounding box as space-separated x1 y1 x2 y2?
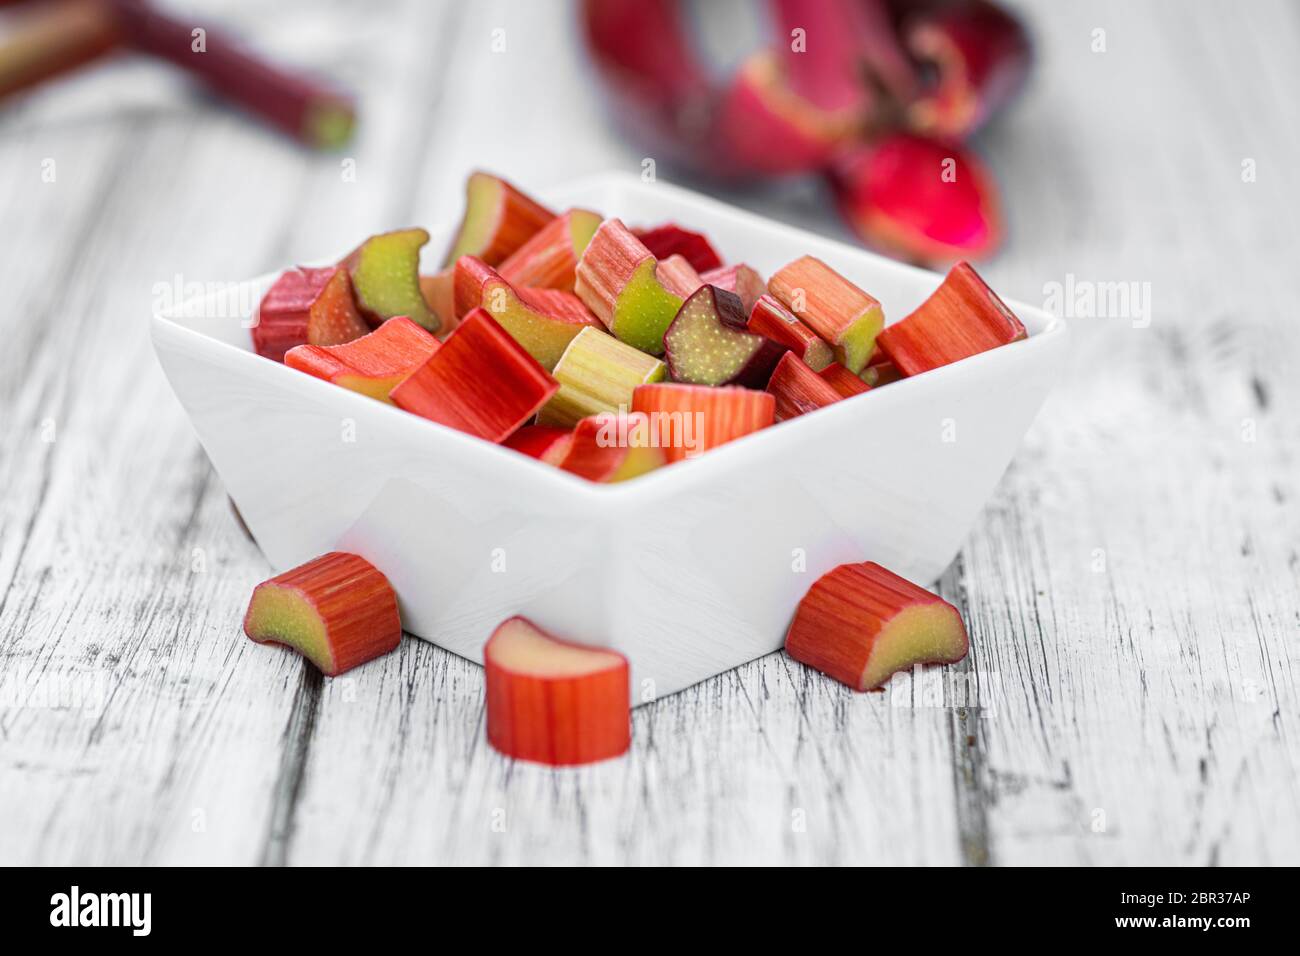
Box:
152 172 1067 700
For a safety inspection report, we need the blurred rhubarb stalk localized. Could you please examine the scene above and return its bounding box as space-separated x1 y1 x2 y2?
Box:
580 0 1031 264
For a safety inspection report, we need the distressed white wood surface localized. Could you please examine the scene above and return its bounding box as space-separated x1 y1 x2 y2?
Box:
1 0 1297 865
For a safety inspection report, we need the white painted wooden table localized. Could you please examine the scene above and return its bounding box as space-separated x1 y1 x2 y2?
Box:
1 0 1297 866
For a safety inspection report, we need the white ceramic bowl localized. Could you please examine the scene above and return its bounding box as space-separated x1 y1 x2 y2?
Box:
152 173 1067 699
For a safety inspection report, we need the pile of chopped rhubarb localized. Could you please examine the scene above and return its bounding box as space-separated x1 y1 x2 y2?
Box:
238 171 1019 763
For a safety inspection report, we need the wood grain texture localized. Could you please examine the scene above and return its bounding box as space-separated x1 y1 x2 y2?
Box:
1 0 1297 865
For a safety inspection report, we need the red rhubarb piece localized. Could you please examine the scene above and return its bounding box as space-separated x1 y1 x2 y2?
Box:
700 263 766 315
747 293 834 371
485 616 631 766
875 260 1026 376
252 266 336 362
768 256 884 373
632 224 723 273
285 315 440 403
828 133 1002 264
443 171 555 267
497 208 603 291
765 351 845 421
785 561 969 691
632 382 774 463
504 425 574 465
243 552 402 677
390 309 559 442
306 267 370 347
556 411 666 483
819 362 872 398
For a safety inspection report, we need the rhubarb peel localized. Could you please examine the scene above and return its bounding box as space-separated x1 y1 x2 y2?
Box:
785 561 969 691
485 616 631 766
243 552 401 677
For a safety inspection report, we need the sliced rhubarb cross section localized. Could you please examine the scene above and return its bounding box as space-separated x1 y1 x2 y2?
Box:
442 171 555 267
497 208 602 291
343 227 438 330
664 284 785 387
574 218 684 355
485 616 631 766
252 266 335 361
768 256 884 374
307 267 370 347
819 362 872 398
747 293 834 371
632 382 774 463
876 261 1026 376
632 223 723 273
243 552 402 677
765 351 845 421
285 315 439 403
785 561 969 691
390 308 558 442
538 326 666 428
558 411 666 483
453 256 601 370
701 263 766 315
503 425 574 465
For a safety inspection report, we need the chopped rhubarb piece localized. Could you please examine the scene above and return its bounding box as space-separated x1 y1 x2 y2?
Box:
558 411 666 483
664 284 785 387
701 263 766 315
442 171 555 267
0 0 121 101
497 208 602 291
827 134 1002 264
504 425 574 465
765 351 845 421
819 362 872 398
768 256 884 373
876 261 1026 375
285 315 439 403
632 383 774 463
454 256 601 370
343 227 438 330
747 293 834 371
574 218 684 355
390 309 558 442
252 266 336 361
632 224 723 273
861 349 904 387
904 0 1031 140
243 552 401 677
419 269 455 337
306 267 370 347
485 616 631 766
656 254 705 298
538 326 666 428
784 561 969 691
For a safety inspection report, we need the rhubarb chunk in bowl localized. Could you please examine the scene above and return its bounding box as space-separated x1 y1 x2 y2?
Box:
151 173 1066 699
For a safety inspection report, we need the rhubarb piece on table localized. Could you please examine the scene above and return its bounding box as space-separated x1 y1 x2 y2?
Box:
903 0 1031 140
343 227 438 331
632 382 774 464
252 266 336 361
819 362 872 398
765 351 846 421
632 224 723 273
748 293 834 371
454 256 601 370
701 263 766 315
557 411 666 483
243 552 402 677
504 425 574 465
442 171 555 268
664 284 785 387
285 315 439 403
306 267 370 346
785 561 969 691
537 326 666 428
768 255 884 374
656 254 704 298
574 218 684 355
419 269 456 337
827 134 1002 264
876 261 1026 376
390 308 558 442
485 616 631 766
497 208 602 291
